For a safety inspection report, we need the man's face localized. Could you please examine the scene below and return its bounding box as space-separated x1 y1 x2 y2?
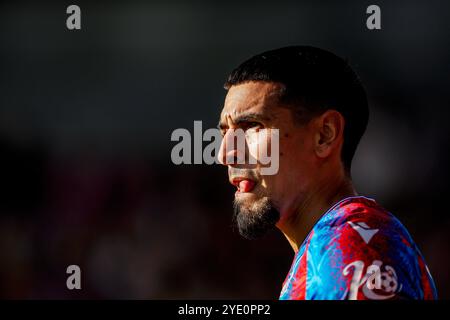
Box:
218 81 317 239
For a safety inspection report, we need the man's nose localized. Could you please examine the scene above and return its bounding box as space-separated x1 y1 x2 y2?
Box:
217 129 246 166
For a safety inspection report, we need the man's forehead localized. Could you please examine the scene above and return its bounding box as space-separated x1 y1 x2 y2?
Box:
220 81 284 120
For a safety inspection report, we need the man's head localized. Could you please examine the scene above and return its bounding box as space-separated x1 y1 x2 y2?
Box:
218 46 368 240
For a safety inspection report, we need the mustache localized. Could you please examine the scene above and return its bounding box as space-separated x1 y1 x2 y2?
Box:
228 168 259 180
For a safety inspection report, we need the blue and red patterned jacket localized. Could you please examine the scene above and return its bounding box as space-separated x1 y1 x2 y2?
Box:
279 196 437 300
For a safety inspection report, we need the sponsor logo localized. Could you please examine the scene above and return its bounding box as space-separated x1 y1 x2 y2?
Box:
343 260 402 300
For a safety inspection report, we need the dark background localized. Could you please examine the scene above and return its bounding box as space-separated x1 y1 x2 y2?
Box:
0 0 449 299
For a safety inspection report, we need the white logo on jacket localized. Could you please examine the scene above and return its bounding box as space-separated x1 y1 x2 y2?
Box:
343 260 402 300
347 221 379 244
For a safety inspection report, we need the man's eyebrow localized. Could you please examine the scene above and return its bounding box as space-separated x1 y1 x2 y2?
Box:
218 112 273 129
234 112 272 124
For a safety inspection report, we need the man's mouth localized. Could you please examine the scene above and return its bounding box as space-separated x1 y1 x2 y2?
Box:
231 177 256 193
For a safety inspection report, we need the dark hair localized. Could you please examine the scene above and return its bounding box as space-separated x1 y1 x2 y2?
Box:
224 46 369 173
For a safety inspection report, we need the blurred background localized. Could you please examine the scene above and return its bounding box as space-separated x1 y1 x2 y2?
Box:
0 0 449 299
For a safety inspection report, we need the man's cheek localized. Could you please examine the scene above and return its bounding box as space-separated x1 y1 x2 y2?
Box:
245 130 259 164
260 176 275 190
260 129 279 175
246 129 280 175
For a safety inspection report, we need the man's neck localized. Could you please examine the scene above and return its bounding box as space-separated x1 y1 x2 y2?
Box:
279 172 357 253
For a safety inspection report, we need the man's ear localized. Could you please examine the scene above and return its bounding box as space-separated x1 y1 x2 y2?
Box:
314 110 344 159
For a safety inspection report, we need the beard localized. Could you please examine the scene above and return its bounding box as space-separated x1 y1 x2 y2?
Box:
232 196 280 240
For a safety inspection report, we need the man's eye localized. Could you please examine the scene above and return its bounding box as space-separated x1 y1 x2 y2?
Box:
243 122 262 130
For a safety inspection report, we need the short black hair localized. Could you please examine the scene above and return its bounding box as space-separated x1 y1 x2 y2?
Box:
224 45 369 173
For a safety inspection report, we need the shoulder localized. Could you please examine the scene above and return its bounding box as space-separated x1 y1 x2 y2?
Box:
305 196 430 299
313 196 412 249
